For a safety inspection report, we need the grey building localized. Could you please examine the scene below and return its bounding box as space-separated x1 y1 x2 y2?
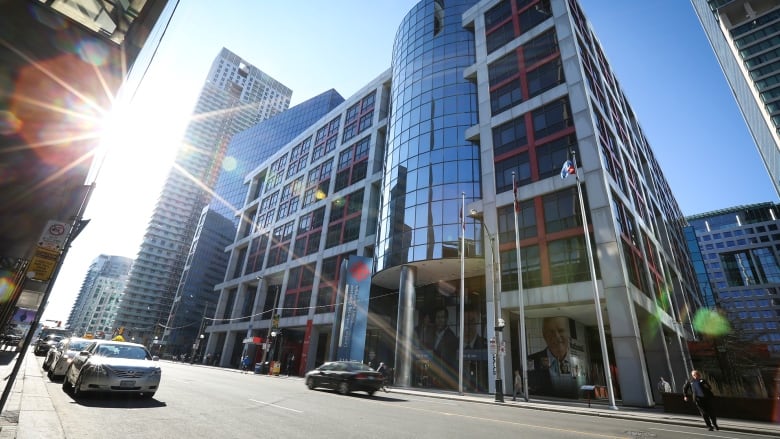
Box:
115 49 292 345
692 0 780 196
67 255 133 338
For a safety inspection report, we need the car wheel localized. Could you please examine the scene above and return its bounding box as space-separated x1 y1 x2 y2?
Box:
72 373 85 398
367 390 376 396
62 371 73 394
306 378 316 390
338 381 350 395
139 392 155 399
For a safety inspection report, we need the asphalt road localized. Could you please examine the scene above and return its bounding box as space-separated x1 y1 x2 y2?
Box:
39 359 773 439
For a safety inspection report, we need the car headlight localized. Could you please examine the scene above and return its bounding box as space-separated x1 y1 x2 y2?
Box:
149 368 162 377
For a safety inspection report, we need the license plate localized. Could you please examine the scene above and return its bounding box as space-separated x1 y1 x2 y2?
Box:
120 380 135 388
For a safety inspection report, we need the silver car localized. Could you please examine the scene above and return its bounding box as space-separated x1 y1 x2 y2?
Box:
62 340 161 398
46 337 93 380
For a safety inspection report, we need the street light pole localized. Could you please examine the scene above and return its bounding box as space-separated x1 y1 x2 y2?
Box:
259 278 280 368
469 209 504 402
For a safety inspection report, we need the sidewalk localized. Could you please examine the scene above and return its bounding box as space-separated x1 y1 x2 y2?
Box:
0 348 64 439
1 351 780 438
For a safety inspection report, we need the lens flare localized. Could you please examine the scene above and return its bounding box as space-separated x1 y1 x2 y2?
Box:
222 156 238 172
692 308 731 337
0 274 17 304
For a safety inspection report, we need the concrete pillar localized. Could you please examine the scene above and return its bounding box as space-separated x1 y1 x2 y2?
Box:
395 265 417 388
642 317 671 404
605 284 654 407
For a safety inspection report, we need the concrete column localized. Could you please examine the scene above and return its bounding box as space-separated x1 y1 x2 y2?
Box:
394 265 417 388
604 284 654 407
642 318 671 404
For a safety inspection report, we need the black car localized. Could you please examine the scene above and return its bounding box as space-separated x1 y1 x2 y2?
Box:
34 334 64 356
304 361 384 396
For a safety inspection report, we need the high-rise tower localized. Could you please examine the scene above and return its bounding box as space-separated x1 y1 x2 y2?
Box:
115 49 292 344
692 0 780 196
67 255 133 338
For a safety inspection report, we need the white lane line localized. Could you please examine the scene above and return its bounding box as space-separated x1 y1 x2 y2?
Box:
249 398 303 413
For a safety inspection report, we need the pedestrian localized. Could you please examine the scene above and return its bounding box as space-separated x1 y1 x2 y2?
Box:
513 369 524 401
377 362 389 392
286 354 295 376
241 354 251 374
206 353 213 365
683 369 719 431
657 376 671 394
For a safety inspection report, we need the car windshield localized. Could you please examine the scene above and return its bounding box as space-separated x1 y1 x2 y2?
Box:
69 340 91 351
95 344 150 360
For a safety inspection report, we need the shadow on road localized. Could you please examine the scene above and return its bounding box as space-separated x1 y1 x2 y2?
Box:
66 393 167 409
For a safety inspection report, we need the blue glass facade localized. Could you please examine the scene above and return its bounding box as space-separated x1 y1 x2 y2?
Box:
210 89 345 225
685 203 780 356
377 0 480 273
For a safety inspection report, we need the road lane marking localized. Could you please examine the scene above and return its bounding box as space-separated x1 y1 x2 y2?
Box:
249 398 303 413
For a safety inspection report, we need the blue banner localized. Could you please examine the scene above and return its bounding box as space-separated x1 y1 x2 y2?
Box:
337 255 372 362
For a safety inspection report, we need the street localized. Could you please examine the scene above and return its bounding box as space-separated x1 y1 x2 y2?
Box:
38 357 774 439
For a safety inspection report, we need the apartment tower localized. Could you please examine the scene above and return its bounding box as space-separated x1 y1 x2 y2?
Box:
115 49 292 344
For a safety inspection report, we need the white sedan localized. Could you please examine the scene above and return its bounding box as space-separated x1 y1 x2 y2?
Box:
46 337 94 380
62 340 161 398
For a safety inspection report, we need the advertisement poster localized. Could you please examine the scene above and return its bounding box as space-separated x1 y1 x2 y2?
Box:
336 255 372 362
526 316 588 398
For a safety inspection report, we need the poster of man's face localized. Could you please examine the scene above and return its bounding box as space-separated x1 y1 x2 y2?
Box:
526 316 587 398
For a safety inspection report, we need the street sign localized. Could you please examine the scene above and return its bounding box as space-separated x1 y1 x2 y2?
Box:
38 220 69 250
27 246 60 281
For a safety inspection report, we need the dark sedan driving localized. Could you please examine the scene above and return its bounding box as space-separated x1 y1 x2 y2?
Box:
304 361 384 396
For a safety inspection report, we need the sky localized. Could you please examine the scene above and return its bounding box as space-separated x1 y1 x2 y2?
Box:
44 0 779 323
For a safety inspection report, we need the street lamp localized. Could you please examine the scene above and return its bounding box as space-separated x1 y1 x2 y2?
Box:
259 278 281 370
469 209 505 403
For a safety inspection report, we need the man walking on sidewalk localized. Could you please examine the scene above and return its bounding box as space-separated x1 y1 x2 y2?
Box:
683 369 719 431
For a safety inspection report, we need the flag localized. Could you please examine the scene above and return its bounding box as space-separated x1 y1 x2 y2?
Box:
560 160 575 179
513 174 520 213
459 206 465 232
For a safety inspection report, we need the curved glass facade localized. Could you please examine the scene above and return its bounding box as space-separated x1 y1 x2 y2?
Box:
377 0 480 273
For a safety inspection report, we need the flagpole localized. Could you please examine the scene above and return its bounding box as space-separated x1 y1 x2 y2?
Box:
570 150 618 410
459 192 466 396
512 172 529 402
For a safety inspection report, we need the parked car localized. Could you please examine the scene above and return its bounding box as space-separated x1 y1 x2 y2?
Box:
34 334 64 356
304 361 384 396
62 340 161 398
45 337 93 380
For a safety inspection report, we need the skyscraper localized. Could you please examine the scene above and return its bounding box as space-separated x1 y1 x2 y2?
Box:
67 255 133 338
692 0 780 196
115 49 292 344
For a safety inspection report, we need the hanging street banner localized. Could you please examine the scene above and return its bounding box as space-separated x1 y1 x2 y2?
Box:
337 255 372 362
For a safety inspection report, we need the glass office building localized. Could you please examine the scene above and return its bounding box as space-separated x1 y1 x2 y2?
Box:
207 0 699 408
686 203 780 356
692 0 780 197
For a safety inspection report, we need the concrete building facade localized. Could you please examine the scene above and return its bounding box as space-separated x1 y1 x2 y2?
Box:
206 0 698 408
